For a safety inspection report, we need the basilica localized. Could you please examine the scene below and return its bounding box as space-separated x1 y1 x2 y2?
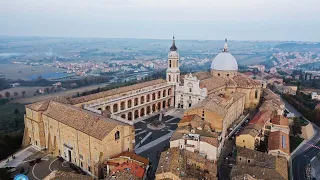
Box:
22 37 262 179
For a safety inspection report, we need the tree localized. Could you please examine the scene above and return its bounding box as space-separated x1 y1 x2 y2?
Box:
292 117 302 136
14 92 18 99
22 91 26 98
14 108 20 115
4 92 10 99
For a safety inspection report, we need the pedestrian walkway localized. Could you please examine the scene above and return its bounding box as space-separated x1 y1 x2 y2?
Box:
135 132 152 149
135 132 174 154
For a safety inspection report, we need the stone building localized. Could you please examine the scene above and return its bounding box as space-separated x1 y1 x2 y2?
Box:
236 111 273 150
23 99 135 178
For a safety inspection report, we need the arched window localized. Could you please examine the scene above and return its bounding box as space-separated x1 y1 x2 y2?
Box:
168 75 171 82
218 73 220 76
227 74 229 77
255 90 258 99
115 131 120 140
169 60 172 68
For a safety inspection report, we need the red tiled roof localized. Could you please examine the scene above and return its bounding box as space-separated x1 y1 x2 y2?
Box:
271 115 289 127
268 131 290 155
112 151 149 166
111 162 145 179
249 111 272 125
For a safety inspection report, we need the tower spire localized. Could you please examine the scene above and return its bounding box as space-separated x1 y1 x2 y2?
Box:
170 36 177 51
223 38 228 52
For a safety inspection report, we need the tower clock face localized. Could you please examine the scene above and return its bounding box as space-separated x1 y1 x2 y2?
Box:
187 82 193 87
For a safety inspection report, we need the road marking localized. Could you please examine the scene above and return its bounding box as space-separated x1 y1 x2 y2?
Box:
49 158 58 172
165 117 176 123
135 132 152 149
169 123 177 125
135 132 173 154
135 130 147 136
32 163 41 180
135 128 142 131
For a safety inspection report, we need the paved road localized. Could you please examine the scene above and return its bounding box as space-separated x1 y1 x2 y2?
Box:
283 95 320 180
292 139 320 180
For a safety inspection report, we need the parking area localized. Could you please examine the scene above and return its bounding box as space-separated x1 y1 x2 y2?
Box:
11 155 81 180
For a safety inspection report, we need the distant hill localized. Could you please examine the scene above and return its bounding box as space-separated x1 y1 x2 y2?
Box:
274 43 320 51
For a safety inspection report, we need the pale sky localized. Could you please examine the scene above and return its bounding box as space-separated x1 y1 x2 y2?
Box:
0 0 319 41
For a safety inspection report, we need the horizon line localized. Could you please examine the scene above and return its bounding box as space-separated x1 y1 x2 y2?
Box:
0 34 319 43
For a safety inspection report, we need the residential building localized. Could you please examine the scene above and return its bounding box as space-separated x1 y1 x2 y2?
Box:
103 151 149 180
155 147 217 180
170 115 220 161
230 147 288 180
268 131 290 160
236 111 273 149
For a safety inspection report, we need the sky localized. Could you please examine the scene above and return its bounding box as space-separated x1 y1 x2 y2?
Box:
0 0 319 41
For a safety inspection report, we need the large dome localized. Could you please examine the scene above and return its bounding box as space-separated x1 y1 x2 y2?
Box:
210 52 238 71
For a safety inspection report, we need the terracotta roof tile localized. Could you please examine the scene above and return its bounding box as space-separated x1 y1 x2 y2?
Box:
232 147 288 180
111 151 149 166
271 115 289 127
69 79 166 104
199 76 226 92
232 75 261 87
268 131 290 155
42 101 128 140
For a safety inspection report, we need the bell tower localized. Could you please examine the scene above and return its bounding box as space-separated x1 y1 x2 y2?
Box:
166 36 180 84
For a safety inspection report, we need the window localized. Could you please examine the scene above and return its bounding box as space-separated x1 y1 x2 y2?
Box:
169 60 172 68
115 131 120 140
243 140 245 142
80 162 83 167
88 166 91 172
248 159 251 163
239 158 242 160
227 74 229 77
35 141 38 145
244 146 246 148
218 73 220 76
189 103 192 107
189 88 192 93
255 90 258 99
189 96 191 99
